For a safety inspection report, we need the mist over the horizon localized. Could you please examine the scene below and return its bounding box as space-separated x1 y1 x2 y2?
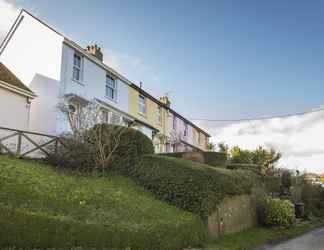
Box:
196 108 324 174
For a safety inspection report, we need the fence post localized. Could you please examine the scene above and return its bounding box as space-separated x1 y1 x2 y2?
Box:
16 132 22 158
54 138 58 155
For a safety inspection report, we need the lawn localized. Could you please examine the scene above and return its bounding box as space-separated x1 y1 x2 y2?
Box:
0 155 206 249
206 220 324 250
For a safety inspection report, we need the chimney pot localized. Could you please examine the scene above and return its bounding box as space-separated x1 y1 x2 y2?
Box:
160 96 171 107
85 44 103 62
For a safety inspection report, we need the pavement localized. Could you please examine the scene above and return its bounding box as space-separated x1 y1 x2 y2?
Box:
256 227 324 250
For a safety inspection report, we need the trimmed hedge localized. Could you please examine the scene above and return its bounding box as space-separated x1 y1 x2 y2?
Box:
203 152 227 167
132 155 258 221
0 204 206 250
104 125 154 175
161 151 227 167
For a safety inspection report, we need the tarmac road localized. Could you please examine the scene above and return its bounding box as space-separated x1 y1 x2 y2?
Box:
256 227 324 250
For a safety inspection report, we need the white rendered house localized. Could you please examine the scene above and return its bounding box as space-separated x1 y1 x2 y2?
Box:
0 10 136 136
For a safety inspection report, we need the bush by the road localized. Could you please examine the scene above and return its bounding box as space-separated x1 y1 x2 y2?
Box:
259 197 295 227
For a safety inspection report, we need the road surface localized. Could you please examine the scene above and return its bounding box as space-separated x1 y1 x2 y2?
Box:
257 227 324 250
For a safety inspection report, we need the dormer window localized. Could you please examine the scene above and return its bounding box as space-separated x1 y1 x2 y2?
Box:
73 53 82 82
106 74 117 100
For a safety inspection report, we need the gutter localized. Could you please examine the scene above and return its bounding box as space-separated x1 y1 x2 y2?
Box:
0 80 36 98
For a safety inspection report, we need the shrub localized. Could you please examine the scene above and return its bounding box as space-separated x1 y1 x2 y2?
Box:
264 176 281 195
132 155 257 221
47 124 154 174
161 152 227 167
301 183 324 218
281 170 292 189
46 136 95 172
93 124 154 175
259 197 295 227
203 152 227 167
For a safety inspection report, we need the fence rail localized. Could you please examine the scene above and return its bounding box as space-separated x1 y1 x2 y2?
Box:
0 126 64 158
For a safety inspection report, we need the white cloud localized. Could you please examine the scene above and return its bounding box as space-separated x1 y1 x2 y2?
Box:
0 0 20 42
198 108 324 174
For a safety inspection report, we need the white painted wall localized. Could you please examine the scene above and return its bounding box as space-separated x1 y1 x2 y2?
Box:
29 74 61 135
165 111 206 151
0 10 64 135
0 11 64 86
61 44 129 113
0 87 30 130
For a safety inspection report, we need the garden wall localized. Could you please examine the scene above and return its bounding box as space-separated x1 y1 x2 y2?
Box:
208 195 257 239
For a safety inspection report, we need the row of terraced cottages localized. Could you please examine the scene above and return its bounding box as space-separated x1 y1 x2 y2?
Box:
0 9 210 153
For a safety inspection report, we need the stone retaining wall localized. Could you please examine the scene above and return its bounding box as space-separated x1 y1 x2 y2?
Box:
208 195 257 239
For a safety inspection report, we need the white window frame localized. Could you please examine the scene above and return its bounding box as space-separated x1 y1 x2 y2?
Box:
157 106 162 124
173 115 177 130
105 74 117 101
68 103 80 129
73 53 83 82
184 124 188 137
101 110 110 123
138 95 146 114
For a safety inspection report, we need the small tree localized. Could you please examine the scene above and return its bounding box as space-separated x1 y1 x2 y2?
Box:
206 142 215 151
223 144 282 175
87 124 130 173
57 98 130 174
57 99 101 140
218 142 229 154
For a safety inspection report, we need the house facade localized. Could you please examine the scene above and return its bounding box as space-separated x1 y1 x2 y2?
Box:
0 9 210 152
0 62 35 130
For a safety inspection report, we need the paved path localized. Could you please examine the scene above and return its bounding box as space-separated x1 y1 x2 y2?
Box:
257 227 324 250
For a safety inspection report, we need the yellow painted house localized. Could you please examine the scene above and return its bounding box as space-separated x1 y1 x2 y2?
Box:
128 84 168 152
128 83 210 153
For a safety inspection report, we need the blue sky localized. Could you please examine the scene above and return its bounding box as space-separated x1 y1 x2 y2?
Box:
8 0 324 120
1 0 324 172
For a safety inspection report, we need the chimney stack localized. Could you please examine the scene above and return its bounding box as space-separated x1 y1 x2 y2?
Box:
86 44 103 61
160 96 171 108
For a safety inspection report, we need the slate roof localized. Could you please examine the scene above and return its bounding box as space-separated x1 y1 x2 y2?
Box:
0 62 33 94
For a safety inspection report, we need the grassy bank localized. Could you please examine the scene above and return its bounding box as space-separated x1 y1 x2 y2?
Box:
206 219 324 250
0 155 206 249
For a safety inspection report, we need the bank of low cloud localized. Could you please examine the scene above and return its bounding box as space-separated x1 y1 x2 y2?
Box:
199 109 324 174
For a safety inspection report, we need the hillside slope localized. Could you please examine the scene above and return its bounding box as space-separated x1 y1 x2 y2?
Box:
0 155 206 249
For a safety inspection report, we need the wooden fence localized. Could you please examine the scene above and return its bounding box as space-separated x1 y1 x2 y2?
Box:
0 126 65 158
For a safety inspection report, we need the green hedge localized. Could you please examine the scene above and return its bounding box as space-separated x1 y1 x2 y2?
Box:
203 152 227 167
133 155 257 221
161 152 227 167
48 124 154 174
0 204 206 250
89 124 154 175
